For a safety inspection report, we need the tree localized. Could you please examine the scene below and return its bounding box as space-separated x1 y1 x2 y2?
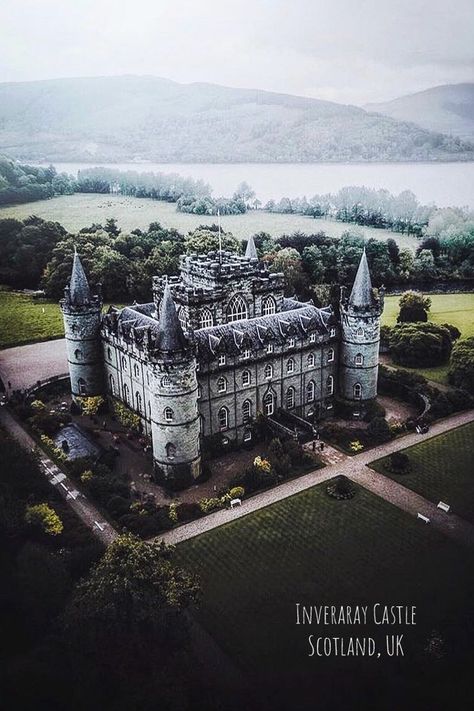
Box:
389 323 454 367
184 228 239 254
367 417 392 443
233 181 255 203
397 290 431 323
448 337 474 394
265 247 310 296
25 503 64 536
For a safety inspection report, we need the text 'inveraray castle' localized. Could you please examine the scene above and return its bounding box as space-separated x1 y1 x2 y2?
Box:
61 237 384 484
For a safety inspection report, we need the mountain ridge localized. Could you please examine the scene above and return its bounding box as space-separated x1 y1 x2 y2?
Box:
0 75 472 163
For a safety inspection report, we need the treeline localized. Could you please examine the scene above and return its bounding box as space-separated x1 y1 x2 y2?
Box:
264 186 436 235
176 194 247 215
0 157 75 206
76 166 211 202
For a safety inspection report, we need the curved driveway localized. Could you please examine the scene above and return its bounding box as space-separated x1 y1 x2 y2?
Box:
0 338 67 391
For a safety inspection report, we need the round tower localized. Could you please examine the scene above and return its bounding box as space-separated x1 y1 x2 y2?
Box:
60 250 104 401
149 285 201 485
339 249 384 408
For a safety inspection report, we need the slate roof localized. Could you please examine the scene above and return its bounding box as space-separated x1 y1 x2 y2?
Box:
69 251 92 306
195 304 335 361
157 284 188 353
244 235 258 260
349 249 373 307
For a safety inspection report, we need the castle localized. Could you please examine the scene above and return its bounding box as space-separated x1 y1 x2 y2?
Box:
61 238 384 484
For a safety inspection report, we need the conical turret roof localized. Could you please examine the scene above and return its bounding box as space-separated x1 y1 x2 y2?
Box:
69 250 92 306
157 284 187 352
245 235 258 260
349 249 373 307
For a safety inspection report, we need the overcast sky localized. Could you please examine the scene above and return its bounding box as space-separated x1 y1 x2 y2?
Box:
0 0 473 104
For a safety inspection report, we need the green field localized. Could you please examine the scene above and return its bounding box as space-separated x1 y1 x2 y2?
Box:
0 193 419 247
0 290 64 348
371 422 474 523
382 293 474 383
176 482 474 706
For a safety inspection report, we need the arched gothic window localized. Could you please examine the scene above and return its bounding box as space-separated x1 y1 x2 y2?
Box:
286 387 295 409
134 363 140 377
217 376 227 393
306 380 315 403
218 407 229 430
200 308 214 329
227 294 248 323
326 375 334 396
263 392 275 416
242 370 251 387
121 356 127 370
123 383 130 404
353 383 362 399
307 353 315 367
262 295 276 316
264 363 273 379
177 307 187 330
166 443 176 459
357 327 364 337
164 407 174 422
109 374 115 394
242 399 252 422
136 391 142 412
287 358 295 374
107 347 112 360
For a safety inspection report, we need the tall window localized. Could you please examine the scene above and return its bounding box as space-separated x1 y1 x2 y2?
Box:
136 391 142 413
121 356 127 370
123 383 130 404
354 383 362 399
177 307 186 330
326 375 334 396
77 378 87 395
287 358 295 374
306 380 315 403
107 347 112 360
307 353 315 367
242 370 251 387
263 392 275 416
166 443 176 459
164 407 174 422
217 376 227 393
264 363 273 379
134 363 140 377
227 294 248 322
242 399 252 422
200 308 214 329
262 295 276 315
218 407 229 430
286 387 295 409
109 374 115 394
327 348 334 363
355 353 364 365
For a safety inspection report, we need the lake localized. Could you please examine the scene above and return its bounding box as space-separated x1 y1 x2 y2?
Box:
48 161 474 208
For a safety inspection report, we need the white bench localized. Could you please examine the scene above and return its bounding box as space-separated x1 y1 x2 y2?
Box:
437 501 450 513
417 513 430 524
230 498 242 509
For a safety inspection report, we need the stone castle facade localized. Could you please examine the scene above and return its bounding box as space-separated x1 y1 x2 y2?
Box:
61 238 384 484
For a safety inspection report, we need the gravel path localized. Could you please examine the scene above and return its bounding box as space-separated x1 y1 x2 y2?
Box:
0 406 117 546
0 338 67 391
156 409 474 548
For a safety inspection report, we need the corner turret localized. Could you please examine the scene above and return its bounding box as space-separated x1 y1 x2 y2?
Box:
338 249 384 412
60 251 104 400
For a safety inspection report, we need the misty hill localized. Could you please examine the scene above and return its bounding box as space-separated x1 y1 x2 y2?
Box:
0 76 472 163
365 84 474 142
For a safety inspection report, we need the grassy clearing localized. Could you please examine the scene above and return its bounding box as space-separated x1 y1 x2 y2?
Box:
382 293 474 383
176 481 474 705
0 193 417 247
0 290 64 348
370 422 474 523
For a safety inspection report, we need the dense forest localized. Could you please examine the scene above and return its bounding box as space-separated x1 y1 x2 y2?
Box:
0 157 75 205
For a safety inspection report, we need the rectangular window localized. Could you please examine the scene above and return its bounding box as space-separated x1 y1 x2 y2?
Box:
266 344 274 354
309 334 316 343
218 355 226 366
330 327 336 338
242 349 250 359
289 338 295 348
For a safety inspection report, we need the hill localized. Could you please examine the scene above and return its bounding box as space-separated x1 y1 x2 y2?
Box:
0 76 472 163
365 83 474 142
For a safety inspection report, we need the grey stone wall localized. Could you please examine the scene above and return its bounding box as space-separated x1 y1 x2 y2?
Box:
339 310 381 402
62 305 104 397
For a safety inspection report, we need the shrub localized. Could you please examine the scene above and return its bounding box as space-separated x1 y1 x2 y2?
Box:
362 399 386 422
168 502 179 523
389 322 454 367
198 497 225 514
254 456 272 474
397 291 431 323
25 503 64 535
77 395 106 416
326 476 356 500
366 417 393 443
448 337 474 394
388 451 411 474
349 440 364 453
110 398 141 431
175 502 202 522
229 486 245 499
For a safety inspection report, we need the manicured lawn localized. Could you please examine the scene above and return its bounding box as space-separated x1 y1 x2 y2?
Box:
382 292 474 383
370 422 474 523
176 481 474 706
0 290 64 348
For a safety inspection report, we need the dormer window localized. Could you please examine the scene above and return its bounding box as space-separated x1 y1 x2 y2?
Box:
289 338 295 348
242 349 250 359
218 355 226 366
330 327 336 338
309 334 316 343
327 348 334 363
266 344 274 354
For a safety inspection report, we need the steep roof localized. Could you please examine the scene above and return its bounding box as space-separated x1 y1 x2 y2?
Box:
244 234 258 260
349 249 373 307
157 284 187 353
69 250 92 306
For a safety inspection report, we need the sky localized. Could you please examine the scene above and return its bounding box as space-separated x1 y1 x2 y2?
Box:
0 0 473 105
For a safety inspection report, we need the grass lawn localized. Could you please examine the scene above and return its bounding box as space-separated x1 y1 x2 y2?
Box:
370 422 474 523
0 290 124 349
176 481 474 707
0 193 417 247
382 292 474 384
